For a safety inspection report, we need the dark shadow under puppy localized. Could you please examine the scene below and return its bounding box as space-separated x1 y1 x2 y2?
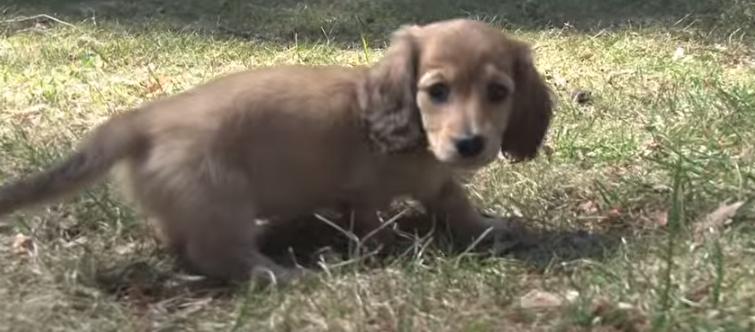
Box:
89 206 621 308
257 204 621 273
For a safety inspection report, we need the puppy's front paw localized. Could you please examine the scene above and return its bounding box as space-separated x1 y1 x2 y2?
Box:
250 266 313 287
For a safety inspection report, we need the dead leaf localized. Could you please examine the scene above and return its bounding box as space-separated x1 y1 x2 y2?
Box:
520 290 564 309
564 289 580 302
672 47 686 60
641 138 663 156
12 233 36 256
605 208 622 220
693 201 745 243
115 242 138 255
645 210 668 227
685 282 712 303
591 298 649 332
542 144 555 161
549 72 568 88
738 146 753 160
579 201 599 214
142 76 170 95
62 236 89 248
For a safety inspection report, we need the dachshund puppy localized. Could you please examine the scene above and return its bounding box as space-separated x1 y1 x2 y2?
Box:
0 19 552 283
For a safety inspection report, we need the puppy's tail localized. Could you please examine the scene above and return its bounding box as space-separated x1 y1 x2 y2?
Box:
0 109 147 217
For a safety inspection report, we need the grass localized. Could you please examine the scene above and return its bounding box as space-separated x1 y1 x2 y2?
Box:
1 0 754 331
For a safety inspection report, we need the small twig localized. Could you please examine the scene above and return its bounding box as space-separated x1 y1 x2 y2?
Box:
672 14 692 27
318 247 382 270
360 207 410 243
146 64 165 94
1 14 76 29
395 225 436 261
313 213 360 245
589 29 607 40
606 69 636 85
454 226 495 266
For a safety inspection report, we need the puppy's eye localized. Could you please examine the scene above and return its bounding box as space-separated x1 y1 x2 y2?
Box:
487 82 509 103
427 83 450 103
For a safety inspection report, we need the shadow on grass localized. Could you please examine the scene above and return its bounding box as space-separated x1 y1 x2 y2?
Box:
3 0 753 44
89 208 622 306
259 209 621 270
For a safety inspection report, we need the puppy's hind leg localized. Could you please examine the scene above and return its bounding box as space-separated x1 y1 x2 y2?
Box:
181 205 307 286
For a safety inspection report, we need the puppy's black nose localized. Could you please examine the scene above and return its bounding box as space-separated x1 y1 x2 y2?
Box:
454 135 486 158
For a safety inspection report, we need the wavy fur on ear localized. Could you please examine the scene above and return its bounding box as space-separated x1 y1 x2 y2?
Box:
500 43 554 162
361 25 426 153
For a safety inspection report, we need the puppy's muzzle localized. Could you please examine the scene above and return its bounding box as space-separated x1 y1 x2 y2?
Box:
454 135 486 158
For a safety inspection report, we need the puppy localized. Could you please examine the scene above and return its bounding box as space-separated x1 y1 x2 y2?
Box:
0 19 552 283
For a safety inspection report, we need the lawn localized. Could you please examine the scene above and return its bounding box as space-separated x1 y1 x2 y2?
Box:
1 0 754 331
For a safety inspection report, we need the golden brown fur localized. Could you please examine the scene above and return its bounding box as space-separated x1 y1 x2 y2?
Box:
0 19 553 283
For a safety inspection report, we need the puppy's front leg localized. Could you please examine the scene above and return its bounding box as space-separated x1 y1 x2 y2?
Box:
421 180 502 245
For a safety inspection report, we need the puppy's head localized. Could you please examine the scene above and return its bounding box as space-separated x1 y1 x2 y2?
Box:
363 19 553 167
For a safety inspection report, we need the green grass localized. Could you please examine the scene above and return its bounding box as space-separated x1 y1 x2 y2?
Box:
1 0 755 331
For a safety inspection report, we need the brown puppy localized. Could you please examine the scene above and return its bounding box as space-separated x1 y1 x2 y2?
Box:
0 19 552 283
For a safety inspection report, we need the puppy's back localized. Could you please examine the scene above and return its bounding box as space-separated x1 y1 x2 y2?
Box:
123 65 374 218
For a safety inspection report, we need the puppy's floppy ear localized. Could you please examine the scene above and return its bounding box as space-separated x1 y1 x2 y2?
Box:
361 25 425 153
500 43 554 162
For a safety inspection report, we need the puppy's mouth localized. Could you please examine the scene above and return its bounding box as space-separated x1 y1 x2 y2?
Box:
451 153 498 169
429 145 499 169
